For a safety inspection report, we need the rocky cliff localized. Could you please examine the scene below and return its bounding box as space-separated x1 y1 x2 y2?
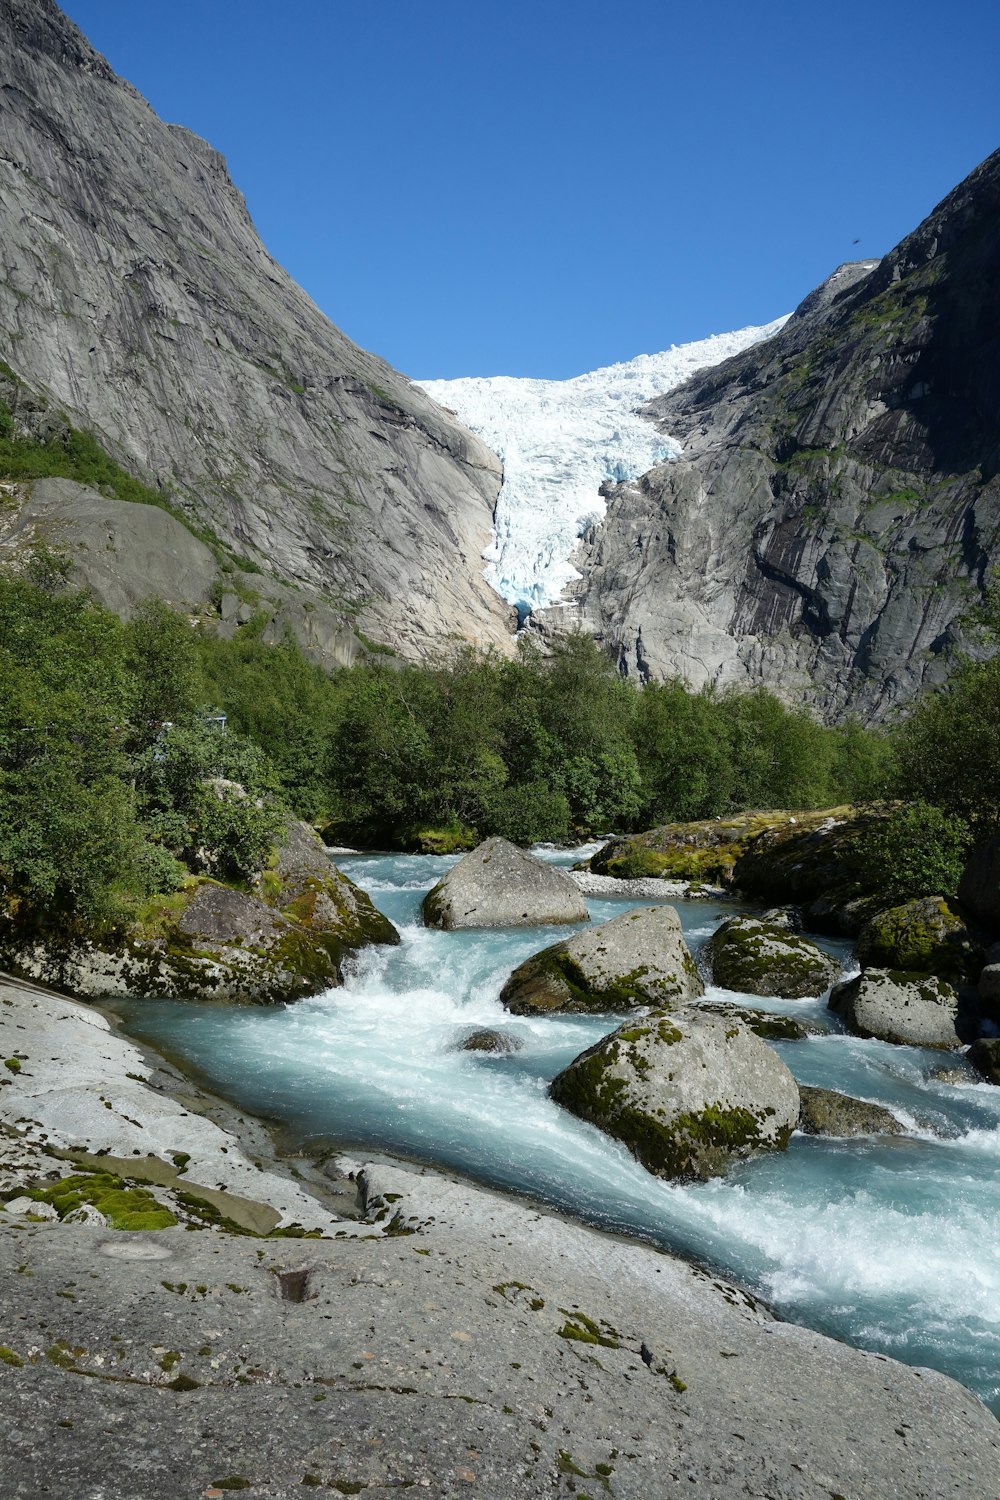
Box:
556 148 1000 721
0 0 514 661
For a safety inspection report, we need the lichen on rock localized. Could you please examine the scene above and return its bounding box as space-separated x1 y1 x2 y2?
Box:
829 968 962 1049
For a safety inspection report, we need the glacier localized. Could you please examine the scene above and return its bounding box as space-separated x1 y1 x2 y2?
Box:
418 318 789 618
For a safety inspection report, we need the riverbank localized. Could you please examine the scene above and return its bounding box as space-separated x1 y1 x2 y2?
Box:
1 970 998 1498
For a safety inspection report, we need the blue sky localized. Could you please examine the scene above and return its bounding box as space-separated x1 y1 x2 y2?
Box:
61 0 999 380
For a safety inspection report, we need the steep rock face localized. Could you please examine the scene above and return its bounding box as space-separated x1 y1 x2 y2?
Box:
0 0 513 659
555 149 1000 721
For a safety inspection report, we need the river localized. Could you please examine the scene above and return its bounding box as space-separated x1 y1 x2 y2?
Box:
113 847 1000 1412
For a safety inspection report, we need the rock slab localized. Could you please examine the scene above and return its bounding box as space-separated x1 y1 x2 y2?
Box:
798 1085 902 1137
422 837 588 930
500 904 703 1014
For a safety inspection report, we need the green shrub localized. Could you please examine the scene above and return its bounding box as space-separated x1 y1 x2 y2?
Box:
853 802 971 904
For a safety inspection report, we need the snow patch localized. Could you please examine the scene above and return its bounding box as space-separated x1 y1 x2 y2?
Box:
418 318 788 615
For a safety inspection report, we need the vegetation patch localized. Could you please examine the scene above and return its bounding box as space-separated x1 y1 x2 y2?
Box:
3 1171 177 1230
556 1310 620 1348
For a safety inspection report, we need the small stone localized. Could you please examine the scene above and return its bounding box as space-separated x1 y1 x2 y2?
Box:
457 1029 522 1054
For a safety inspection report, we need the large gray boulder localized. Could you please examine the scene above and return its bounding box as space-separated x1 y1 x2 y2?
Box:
705 916 841 998
550 1009 799 1181
500 905 703 1014
829 969 962 1049
422 838 588 931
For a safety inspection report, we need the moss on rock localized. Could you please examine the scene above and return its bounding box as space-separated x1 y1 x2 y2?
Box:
856 897 981 981
591 813 791 884
501 906 703 1015
705 917 841 999
3 1171 177 1230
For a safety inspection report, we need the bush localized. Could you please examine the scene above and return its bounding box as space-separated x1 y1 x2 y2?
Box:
853 802 972 904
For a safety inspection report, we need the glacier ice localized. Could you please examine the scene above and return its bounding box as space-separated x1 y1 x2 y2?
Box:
418 319 788 616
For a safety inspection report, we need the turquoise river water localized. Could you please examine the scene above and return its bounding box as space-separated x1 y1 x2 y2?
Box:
114 848 1000 1412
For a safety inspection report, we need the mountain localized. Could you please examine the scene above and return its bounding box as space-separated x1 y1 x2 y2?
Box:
547 149 1000 721
0 0 514 662
418 320 787 622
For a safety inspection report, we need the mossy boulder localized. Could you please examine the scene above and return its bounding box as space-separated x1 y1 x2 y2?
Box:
856 897 981 981
829 969 962 1049
797 1086 902 1137
400 825 479 855
550 1009 799 1181
2 879 345 1005
500 906 703 1015
422 837 588 931
731 807 888 935
590 813 789 884
705 917 841 999
259 818 399 949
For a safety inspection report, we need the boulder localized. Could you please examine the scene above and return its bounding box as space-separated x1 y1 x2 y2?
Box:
978 964 1000 1003
705 917 841 999
829 969 962 1049
261 818 398 948
761 906 805 932
422 838 588 931
500 906 703 1015
457 1029 523 1055
2 880 347 1005
958 838 1000 933
967 1038 1000 1084
589 813 784 884
549 1010 799 1181
730 808 890 936
856 897 981 981
797 1086 902 1137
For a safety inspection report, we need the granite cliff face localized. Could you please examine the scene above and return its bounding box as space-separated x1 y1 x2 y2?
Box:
0 0 514 661
557 149 1000 721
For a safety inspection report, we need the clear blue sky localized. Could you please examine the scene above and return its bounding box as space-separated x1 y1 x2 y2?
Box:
60 0 999 380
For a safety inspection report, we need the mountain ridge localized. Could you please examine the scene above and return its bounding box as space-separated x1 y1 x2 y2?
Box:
0 0 514 661
546 146 1000 721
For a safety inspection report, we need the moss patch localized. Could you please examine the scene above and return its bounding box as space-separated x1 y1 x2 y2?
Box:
707 918 839 998
3 1171 177 1230
856 897 979 980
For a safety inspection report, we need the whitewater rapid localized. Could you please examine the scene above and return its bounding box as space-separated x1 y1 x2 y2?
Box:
417 320 788 616
114 848 1000 1413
